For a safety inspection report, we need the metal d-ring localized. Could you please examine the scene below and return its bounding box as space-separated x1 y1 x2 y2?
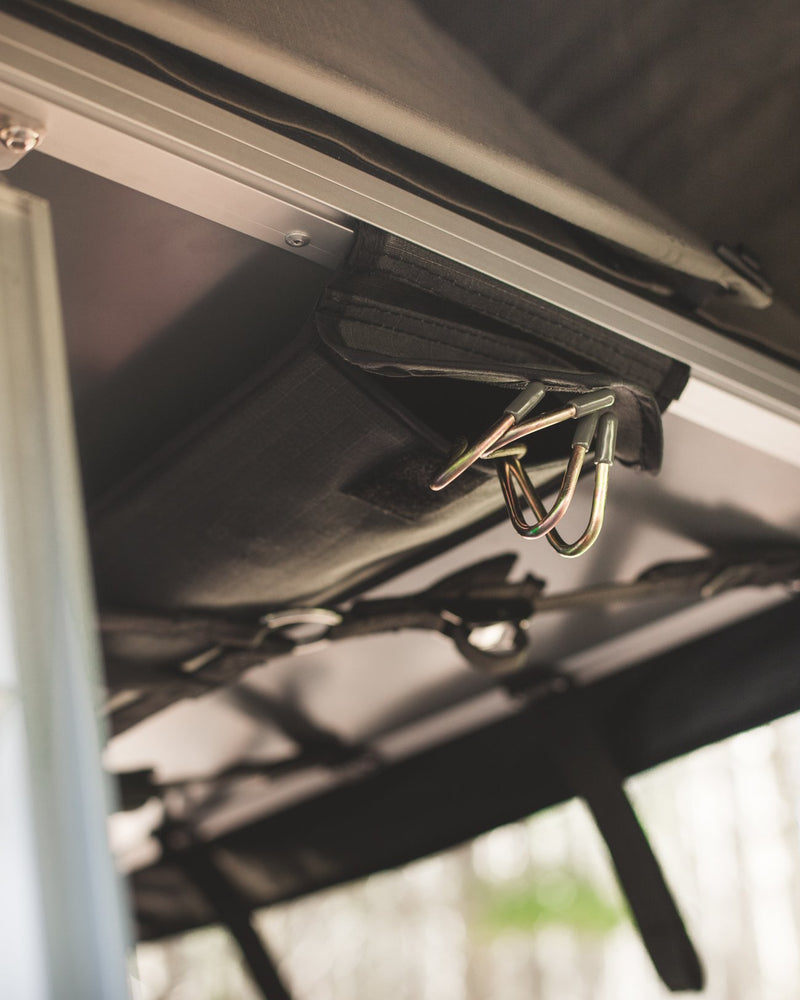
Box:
260 607 344 645
447 616 531 675
500 412 618 556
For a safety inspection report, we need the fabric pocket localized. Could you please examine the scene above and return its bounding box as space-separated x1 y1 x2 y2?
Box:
316 225 690 476
90 333 551 612
90 228 688 615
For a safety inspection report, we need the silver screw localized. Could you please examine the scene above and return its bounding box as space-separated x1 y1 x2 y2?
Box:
285 231 311 248
0 124 41 154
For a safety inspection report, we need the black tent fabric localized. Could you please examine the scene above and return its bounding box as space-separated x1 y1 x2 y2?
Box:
419 0 800 356
130 596 800 940
8 0 774 310
420 0 800 312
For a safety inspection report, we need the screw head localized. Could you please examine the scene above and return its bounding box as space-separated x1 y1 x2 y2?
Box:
285 230 311 248
0 124 40 154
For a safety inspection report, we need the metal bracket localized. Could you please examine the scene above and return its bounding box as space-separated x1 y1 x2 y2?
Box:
715 242 773 298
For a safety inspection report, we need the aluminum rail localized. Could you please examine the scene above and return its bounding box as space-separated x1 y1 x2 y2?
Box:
0 15 800 465
0 10 797 469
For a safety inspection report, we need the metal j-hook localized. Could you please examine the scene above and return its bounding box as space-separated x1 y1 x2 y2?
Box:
430 384 615 492
497 412 618 556
429 381 618 557
494 411 600 538
430 381 546 491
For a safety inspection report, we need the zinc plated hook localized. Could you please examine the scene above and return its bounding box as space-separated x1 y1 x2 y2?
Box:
497 412 618 557
490 387 615 453
430 381 547 491
430 384 615 492
493 411 601 538
429 381 618 556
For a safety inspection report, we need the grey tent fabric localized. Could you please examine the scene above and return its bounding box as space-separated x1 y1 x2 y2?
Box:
420 0 800 317
66 0 766 304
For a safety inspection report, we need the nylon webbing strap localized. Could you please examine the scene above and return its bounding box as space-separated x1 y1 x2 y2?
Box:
226 684 370 767
159 825 294 1000
541 686 704 992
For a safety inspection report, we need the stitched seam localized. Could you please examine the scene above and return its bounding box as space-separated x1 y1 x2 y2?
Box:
335 298 581 369
338 272 661 386
339 320 616 395
340 315 534 367
339 305 552 365
373 249 664 377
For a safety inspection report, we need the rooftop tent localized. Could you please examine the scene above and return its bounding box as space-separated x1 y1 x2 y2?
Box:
1 1 798 996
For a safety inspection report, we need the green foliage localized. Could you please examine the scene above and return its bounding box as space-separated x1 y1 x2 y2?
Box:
475 869 624 938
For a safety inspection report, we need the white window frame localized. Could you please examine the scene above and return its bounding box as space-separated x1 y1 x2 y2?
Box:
0 183 130 1000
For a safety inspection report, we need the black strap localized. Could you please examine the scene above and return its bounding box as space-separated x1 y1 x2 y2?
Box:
103 546 800 735
540 684 704 992
159 825 294 1000
227 683 371 767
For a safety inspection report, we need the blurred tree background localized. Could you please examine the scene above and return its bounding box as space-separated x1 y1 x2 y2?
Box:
132 710 800 1000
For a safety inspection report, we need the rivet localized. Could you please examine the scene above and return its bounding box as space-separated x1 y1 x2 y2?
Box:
285 230 311 248
0 124 41 154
